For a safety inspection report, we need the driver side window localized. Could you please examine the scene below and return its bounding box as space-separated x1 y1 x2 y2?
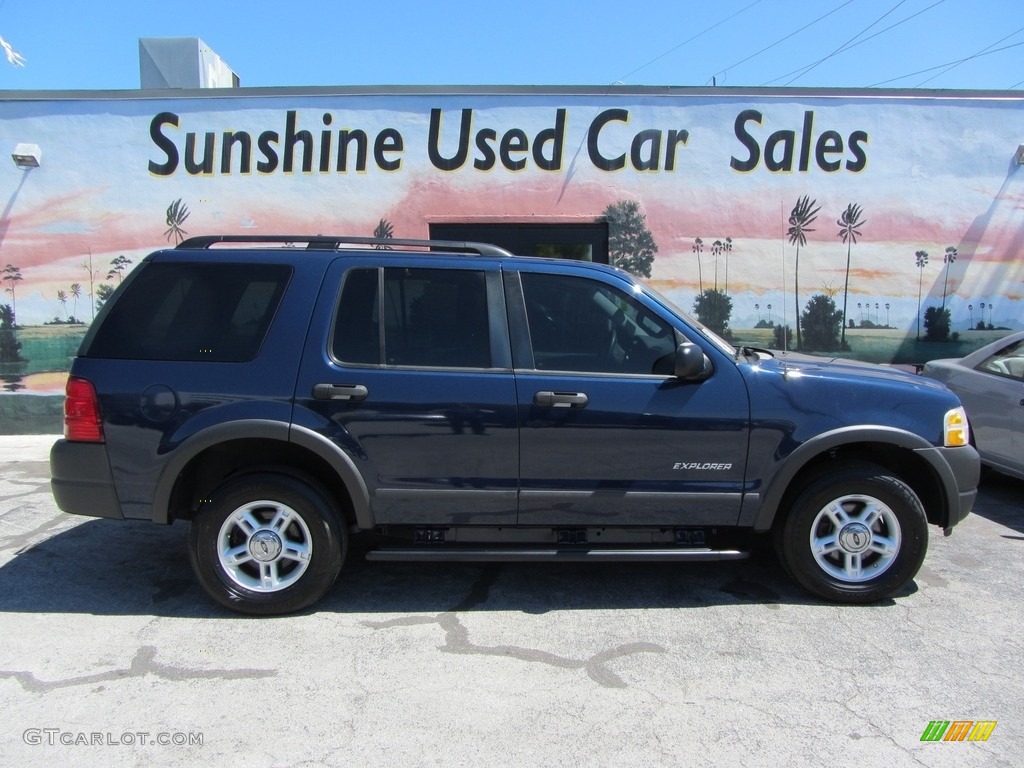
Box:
520 272 676 375
978 339 1024 380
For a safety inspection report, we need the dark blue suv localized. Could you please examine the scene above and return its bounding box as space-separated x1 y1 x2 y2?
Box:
50 235 980 614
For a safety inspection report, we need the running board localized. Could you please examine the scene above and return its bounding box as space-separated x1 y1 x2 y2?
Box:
365 548 749 563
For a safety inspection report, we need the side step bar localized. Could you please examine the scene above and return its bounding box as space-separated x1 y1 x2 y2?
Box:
365 548 749 563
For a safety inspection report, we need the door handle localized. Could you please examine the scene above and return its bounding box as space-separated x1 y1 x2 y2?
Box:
313 384 369 401
534 391 589 409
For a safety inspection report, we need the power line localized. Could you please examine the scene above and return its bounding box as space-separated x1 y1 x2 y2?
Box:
706 0 856 86
761 0 946 86
914 25 1024 87
779 0 909 86
866 40 1024 86
614 0 765 84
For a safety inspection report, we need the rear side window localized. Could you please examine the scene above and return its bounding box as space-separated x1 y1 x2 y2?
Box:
332 269 380 365
86 262 291 362
332 266 491 369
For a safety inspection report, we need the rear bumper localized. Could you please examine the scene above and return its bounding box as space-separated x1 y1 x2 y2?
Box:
49 439 124 520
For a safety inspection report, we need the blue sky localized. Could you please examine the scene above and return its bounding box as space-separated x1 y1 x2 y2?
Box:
0 0 1021 91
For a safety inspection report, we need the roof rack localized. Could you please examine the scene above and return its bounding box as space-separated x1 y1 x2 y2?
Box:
175 235 514 258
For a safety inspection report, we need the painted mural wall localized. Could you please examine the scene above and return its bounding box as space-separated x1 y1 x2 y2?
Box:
1 86 1022 400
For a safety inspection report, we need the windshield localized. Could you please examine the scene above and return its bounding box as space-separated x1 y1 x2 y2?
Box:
636 278 737 357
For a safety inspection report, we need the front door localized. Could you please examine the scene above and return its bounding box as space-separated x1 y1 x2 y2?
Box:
509 265 750 527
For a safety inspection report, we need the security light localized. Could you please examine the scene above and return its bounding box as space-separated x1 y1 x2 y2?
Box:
11 143 40 169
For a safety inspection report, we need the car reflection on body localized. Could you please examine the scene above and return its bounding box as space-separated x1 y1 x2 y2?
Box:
923 331 1024 480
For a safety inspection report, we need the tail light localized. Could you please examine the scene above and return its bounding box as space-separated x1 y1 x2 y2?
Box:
64 376 104 442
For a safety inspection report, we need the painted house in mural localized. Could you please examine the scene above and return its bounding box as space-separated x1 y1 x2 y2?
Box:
0 83 1022 402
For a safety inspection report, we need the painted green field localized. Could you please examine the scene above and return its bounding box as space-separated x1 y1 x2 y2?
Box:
729 327 1006 366
0 326 86 433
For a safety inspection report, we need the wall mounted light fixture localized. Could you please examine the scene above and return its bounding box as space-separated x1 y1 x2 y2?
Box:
11 143 41 169
1015 144 1024 166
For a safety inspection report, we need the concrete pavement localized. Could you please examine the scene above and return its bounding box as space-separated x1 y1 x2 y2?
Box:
1 435 1022 766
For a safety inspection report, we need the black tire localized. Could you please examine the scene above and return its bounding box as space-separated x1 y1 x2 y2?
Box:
775 463 928 604
188 473 346 615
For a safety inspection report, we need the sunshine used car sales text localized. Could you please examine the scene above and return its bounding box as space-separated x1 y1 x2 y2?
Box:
148 108 868 177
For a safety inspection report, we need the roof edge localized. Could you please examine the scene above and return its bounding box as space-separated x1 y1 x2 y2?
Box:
1 84 1022 102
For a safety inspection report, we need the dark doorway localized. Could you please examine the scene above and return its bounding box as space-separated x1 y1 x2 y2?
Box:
430 223 609 264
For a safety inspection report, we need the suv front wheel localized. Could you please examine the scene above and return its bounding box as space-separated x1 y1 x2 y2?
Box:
188 473 346 615
776 464 929 603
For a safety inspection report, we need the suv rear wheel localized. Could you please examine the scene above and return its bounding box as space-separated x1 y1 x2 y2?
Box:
776 464 928 603
188 473 346 615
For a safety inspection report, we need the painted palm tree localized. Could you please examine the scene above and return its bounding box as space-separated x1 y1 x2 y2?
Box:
164 198 191 244
914 250 929 340
373 218 395 250
836 203 866 348
723 237 733 295
70 282 82 321
787 195 820 350
711 240 723 292
941 246 958 310
2 264 22 322
56 289 68 320
692 237 704 294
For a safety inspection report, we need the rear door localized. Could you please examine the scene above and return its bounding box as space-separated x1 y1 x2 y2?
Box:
293 256 519 525
507 264 750 526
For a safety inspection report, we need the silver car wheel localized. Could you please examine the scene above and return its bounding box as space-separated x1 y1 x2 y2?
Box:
217 500 312 592
809 494 901 583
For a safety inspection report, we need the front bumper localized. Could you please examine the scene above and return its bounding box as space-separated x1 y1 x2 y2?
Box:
49 439 124 520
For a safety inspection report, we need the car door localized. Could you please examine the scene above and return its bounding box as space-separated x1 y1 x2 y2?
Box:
962 339 1024 472
293 256 519 525
507 265 750 527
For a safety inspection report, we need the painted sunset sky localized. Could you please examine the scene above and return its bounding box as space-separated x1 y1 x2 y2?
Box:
1 89 1021 336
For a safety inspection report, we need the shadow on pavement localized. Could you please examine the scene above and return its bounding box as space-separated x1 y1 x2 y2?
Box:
971 470 1024 536
0 518 833 618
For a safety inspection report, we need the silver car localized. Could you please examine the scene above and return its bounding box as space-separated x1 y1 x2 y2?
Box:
923 331 1024 480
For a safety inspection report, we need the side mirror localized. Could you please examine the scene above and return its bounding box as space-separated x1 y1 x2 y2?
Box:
674 342 712 381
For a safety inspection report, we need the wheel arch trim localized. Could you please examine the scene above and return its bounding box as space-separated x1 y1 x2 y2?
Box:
152 419 371 527
749 425 946 531
154 420 288 523
287 423 372 528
